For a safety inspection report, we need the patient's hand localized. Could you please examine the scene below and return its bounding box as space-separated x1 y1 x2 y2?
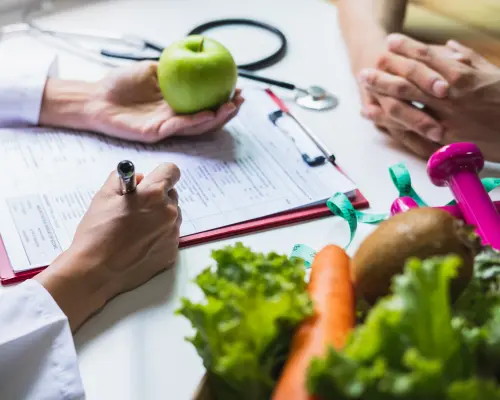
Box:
360 34 500 161
358 43 459 158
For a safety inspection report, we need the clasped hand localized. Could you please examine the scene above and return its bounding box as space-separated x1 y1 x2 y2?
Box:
357 34 500 161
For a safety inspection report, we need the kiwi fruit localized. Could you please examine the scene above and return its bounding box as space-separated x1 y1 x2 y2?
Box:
351 207 481 305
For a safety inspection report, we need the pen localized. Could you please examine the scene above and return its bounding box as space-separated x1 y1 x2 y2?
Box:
288 112 336 165
117 160 137 194
269 110 336 166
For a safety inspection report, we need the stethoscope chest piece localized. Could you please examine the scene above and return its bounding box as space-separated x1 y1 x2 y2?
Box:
294 86 339 111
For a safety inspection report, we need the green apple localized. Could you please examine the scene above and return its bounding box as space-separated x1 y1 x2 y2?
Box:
157 35 238 114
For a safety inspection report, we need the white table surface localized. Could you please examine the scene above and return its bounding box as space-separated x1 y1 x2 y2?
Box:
2 0 500 399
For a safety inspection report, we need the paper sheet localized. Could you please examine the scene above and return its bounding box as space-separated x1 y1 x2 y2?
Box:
0 89 355 272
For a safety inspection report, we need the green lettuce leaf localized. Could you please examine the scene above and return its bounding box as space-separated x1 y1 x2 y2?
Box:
455 247 500 326
177 243 312 400
307 255 494 400
446 378 500 400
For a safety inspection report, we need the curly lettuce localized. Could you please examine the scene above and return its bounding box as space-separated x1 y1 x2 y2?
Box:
307 255 500 399
177 243 312 400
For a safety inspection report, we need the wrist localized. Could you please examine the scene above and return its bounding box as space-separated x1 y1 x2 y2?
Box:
351 31 388 76
35 247 111 332
39 78 99 132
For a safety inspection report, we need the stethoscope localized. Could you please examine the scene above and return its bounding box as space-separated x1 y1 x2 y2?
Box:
1 13 338 111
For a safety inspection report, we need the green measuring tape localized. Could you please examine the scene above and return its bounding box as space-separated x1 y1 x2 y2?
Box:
290 163 500 267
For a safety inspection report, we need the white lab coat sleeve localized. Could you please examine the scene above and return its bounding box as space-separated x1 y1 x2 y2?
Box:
0 47 59 126
0 279 85 400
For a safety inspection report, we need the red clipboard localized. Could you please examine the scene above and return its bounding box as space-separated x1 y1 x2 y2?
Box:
0 89 369 285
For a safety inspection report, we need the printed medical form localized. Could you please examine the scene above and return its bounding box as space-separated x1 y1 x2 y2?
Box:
0 89 356 272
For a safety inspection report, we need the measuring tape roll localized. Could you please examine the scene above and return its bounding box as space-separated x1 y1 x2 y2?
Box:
290 163 500 266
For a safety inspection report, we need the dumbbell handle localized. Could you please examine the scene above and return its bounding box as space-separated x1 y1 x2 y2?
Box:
391 196 500 220
427 143 500 249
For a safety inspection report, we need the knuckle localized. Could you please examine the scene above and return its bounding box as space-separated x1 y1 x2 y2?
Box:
146 184 166 202
169 188 179 204
166 203 179 221
386 100 402 118
375 53 390 70
447 68 473 88
416 121 437 135
405 60 419 77
394 81 410 97
415 45 431 60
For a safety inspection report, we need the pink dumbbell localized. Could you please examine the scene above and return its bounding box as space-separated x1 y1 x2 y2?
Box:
390 196 464 219
426 143 500 249
390 196 500 220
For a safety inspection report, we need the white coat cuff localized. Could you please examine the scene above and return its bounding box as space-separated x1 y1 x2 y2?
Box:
0 49 59 126
0 279 85 399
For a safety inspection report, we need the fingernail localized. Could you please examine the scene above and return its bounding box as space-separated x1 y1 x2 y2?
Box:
387 34 404 50
447 40 460 48
427 126 443 142
432 80 449 97
450 52 466 61
358 69 374 85
361 107 377 120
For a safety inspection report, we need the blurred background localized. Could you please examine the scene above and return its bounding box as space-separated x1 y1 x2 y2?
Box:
2 0 499 65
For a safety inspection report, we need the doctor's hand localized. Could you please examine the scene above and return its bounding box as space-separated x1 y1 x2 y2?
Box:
360 35 500 161
40 61 245 143
35 163 182 332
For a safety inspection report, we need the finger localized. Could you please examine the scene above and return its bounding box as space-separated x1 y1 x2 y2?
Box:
377 95 443 142
167 188 179 205
177 206 183 227
387 33 470 82
390 128 441 159
101 170 123 196
375 52 449 98
218 95 245 126
359 68 430 103
232 93 245 109
139 163 181 193
136 173 145 185
446 40 494 70
360 104 383 120
158 111 216 138
175 100 241 136
232 88 242 99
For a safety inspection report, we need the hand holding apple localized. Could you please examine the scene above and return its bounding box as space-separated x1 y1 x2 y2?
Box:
157 35 238 114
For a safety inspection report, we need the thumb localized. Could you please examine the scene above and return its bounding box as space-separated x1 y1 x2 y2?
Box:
139 163 181 192
100 170 123 196
100 171 145 196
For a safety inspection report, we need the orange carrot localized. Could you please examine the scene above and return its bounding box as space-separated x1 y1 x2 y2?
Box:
272 244 356 400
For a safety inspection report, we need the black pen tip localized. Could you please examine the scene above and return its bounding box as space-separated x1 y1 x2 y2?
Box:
117 160 135 176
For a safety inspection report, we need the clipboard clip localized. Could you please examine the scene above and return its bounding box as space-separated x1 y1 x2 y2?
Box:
268 110 335 167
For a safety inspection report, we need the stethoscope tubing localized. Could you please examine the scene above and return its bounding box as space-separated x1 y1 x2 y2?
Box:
19 16 302 94
187 18 288 71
